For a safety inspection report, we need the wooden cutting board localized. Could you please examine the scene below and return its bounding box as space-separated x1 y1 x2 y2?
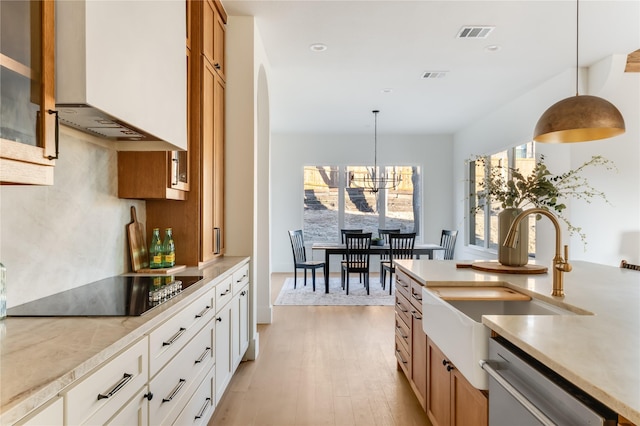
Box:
428 286 531 301
127 206 149 272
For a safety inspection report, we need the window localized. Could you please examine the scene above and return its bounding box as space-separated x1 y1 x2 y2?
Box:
469 142 536 255
303 165 420 242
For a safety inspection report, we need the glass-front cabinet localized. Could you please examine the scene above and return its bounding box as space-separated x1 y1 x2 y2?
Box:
1 0 56 185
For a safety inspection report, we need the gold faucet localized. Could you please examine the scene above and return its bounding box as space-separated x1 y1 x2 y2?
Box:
504 208 572 297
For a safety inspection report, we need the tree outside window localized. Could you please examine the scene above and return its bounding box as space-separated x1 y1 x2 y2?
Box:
303 166 420 242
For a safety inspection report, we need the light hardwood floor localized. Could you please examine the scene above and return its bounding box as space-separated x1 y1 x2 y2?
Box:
209 273 430 426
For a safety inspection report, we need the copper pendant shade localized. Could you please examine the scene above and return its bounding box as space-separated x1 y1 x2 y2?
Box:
533 0 625 143
533 95 625 143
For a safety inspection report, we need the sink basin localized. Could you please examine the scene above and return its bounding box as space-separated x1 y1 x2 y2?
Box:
422 285 583 390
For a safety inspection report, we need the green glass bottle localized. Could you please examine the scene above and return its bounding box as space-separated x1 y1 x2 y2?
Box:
149 228 164 269
162 228 175 268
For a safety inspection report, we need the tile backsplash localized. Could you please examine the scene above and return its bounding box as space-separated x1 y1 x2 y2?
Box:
0 129 145 308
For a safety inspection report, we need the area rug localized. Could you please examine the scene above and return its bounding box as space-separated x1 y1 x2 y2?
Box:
274 277 394 306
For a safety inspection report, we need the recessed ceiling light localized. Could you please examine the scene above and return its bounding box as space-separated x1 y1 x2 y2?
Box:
484 45 501 52
309 43 327 52
381 88 393 94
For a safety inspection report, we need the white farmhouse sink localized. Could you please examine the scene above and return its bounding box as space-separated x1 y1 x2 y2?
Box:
422 284 584 390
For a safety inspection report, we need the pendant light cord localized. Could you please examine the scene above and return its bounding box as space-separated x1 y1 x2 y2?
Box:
373 110 379 173
575 0 579 96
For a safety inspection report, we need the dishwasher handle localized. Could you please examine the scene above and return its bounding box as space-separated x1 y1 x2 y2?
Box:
479 360 556 426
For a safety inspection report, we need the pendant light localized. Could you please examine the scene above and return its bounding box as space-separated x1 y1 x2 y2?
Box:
349 110 402 194
533 0 625 143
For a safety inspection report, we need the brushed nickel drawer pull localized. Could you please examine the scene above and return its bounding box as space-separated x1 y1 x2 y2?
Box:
162 379 186 403
411 310 422 320
411 293 422 302
195 347 212 364
97 373 133 400
220 288 230 296
195 397 212 420
163 327 187 346
236 274 247 283
195 305 212 318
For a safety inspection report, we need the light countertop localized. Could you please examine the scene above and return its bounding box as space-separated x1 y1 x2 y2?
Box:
0 256 249 425
395 259 640 424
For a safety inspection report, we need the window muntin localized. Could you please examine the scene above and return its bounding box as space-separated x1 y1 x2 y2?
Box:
469 142 536 256
304 165 420 242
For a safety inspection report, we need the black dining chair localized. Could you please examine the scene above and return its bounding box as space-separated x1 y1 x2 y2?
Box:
440 230 458 260
378 228 400 279
341 228 364 282
341 232 372 295
288 230 325 291
381 233 416 294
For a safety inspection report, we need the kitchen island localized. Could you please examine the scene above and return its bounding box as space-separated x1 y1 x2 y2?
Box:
0 256 250 425
395 259 640 424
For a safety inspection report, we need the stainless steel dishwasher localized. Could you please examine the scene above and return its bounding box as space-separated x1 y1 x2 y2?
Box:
480 336 617 426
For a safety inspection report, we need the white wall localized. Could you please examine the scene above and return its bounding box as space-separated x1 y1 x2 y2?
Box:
226 15 272 337
453 59 640 267
0 128 145 308
270 133 454 272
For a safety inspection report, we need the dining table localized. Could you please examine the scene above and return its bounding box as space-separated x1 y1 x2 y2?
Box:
311 242 445 293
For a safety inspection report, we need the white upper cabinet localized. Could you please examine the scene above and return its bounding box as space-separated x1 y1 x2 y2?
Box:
55 0 187 151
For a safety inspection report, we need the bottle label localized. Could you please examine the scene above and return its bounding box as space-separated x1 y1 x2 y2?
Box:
152 255 162 265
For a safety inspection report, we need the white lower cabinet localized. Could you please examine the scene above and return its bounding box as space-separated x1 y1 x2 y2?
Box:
63 337 149 425
14 396 63 426
106 386 149 426
172 365 215 426
149 318 215 425
214 301 232 405
15 259 251 426
232 283 250 370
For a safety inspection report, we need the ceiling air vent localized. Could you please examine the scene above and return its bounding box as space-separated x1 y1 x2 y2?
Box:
457 26 494 39
421 71 447 79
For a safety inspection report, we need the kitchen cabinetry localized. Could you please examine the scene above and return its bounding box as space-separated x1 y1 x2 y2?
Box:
232 265 250 369
117 0 192 200
145 0 226 264
14 397 62 426
394 269 428 410
61 337 149 425
0 0 56 185
426 337 488 426
396 267 487 423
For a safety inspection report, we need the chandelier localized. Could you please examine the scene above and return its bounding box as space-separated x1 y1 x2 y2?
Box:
349 110 402 194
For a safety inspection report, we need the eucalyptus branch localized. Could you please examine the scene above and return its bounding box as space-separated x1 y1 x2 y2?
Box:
471 154 616 247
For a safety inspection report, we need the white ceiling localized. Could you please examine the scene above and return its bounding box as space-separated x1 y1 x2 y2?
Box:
222 1 640 135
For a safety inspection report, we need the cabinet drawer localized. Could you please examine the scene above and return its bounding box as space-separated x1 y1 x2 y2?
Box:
149 322 215 426
395 313 410 353
395 269 411 300
215 275 233 312
64 337 148 426
105 386 149 426
232 263 249 295
14 396 63 426
149 286 215 377
395 337 410 377
410 280 424 312
395 293 411 326
172 365 215 426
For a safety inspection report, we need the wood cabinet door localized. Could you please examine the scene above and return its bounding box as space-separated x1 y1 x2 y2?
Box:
213 72 225 255
411 310 427 410
450 369 488 426
427 338 451 426
201 59 216 262
0 0 56 185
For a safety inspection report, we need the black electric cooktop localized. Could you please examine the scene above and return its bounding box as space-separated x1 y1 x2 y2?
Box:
7 275 204 317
